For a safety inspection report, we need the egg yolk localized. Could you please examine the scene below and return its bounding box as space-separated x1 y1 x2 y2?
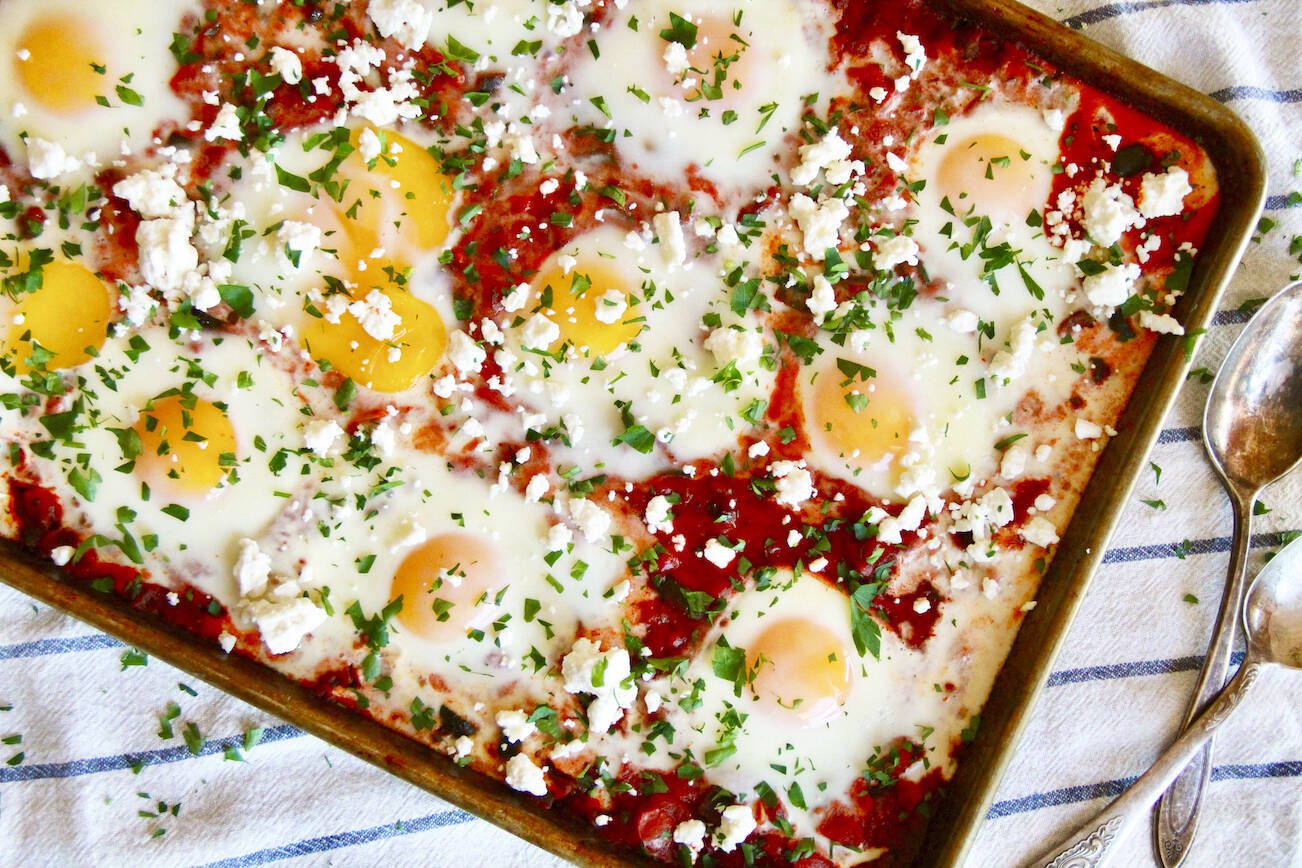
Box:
341 127 454 255
810 366 914 477
15 13 107 114
670 15 758 105
936 133 1050 225
6 261 113 372
391 533 502 642
747 616 853 726
534 258 641 357
303 286 447 392
134 394 237 495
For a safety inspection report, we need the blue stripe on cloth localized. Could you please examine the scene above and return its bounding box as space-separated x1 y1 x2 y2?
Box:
1212 306 1255 326
988 760 1302 818
1266 193 1301 210
1062 0 1261 29
0 724 303 783
0 633 122 660
1209 86 1302 103
1156 425 1201 445
1047 650 1246 686
1102 530 1297 564
194 808 478 868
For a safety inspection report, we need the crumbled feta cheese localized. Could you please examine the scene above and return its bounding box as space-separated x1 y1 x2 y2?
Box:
789 193 848 260
987 316 1039 386
561 638 636 734
1081 262 1140 308
234 538 272 597
593 289 627 324
569 498 611 543
269 46 303 84
522 313 560 349
1138 167 1192 219
218 632 237 653
448 330 487 375
748 441 770 458
673 819 708 856
1020 516 1060 548
358 127 383 163
504 753 549 796
547 523 573 552
496 709 537 743
790 128 852 187
118 284 157 327
703 538 736 568
704 327 763 371
50 545 75 567
1138 310 1185 335
873 233 920 270
716 805 756 853
112 169 187 219
136 211 199 292
663 41 690 75
897 31 926 74
206 103 243 142
944 308 979 334
245 595 327 655
770 460 815 508
348 289 401 341
525 474 550 503
807 274 837 324
877 495 928 544
367 0 435 50
653 211 686 268
645 495 673 534
26 138 80 180
277 220 322 257
502 283 530 312
1075 419 1103 440
1080 179 1139 246
453 735 474 758
303 418 345 456
1000 442 1029 479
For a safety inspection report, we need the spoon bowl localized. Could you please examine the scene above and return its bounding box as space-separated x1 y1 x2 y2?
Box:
1204 281 1302 491
1036 536 1302 868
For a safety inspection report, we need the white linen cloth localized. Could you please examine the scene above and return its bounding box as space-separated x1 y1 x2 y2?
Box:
1 0 1300 865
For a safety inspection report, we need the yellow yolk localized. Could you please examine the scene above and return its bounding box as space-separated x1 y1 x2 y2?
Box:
391 533 502 642
672 16 755 103
303 286 447 393
134 394 237 495
15 13 107 114
747 616 852 726
342 127 454 255
6 261 113 372
534 259 641 357
811 368 914 476
935 133 1050 225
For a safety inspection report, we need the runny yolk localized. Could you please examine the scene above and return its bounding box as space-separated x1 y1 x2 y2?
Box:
302 285 447 393
668 15 758 105
134 394 238 495
6 261 113 372
16 13 108 114
391 533 502 643
342 127 454 255
811 365 914 477
935 133 1050 226
533 258 641 357
747 616 853 726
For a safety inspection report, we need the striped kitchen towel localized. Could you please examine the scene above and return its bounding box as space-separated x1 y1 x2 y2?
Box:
1 0 1299 865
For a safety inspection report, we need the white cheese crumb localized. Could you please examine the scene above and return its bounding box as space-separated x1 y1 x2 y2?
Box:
561 638 636 734
524 474 550 503
943 308 979 334
245 596 327 655
673 819 708 856
790 128 852 187
1000 442 1029 479
269 46 303 85
448 330 487 375
49 545 75 567
1138 167 1192 219
788 193 848 260
367 0 435 50
453 735 474 758
1075 419 1103 440
26 138 81 180
653 211 686 268
703 538 736 568
716 805 756 853
704 327 763 371
504 753 549 796
495 709 537 743
644 495 674 534
303 418 345 456
1080 179 1139 246
358 127 383 163
112 169 187 219
205 103 243 142
233 538 272 597
348 289 401 342
592 289 627 324
1082 262 1141 309
1020 516 1061 548
521 313 560 349
873 233 920 270
771 460 815 508
569 498 611 543
1138 310 1185 335
807 274 837 324
663 41 690 75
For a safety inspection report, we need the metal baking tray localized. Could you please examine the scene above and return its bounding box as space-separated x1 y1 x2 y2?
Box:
0 0 1265 864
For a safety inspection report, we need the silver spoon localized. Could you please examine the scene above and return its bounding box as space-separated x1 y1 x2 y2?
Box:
1034 533 1302 868
1155 280 1302 866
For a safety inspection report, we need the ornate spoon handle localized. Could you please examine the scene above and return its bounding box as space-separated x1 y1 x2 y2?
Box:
1032 660 1265 868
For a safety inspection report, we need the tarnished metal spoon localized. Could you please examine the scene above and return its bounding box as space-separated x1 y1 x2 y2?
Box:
1155 280 1302 865
1033 534 1302 868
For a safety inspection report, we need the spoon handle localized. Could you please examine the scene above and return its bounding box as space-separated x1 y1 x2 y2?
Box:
1155 490 1255 865
1031 658 1265 868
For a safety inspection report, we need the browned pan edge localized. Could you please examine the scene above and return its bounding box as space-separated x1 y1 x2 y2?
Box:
0 1 1265 865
